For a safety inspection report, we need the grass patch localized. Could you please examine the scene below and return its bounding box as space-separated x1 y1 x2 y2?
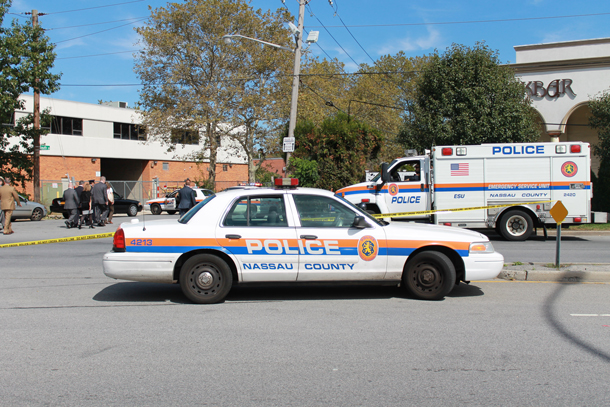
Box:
544 223 610 231
512 261 523 266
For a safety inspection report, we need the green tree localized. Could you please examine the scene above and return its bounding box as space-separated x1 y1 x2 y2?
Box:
399 42 539 154
1 2 60 190
134 0 292 185
589 90 610 212
291 112 382 191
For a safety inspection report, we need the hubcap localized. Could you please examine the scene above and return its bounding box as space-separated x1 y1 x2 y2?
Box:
195 270 215 290
507 215 526 236
414 264 441 290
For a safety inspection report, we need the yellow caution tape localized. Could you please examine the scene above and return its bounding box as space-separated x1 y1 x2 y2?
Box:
371 200 554 219
0 232 114 248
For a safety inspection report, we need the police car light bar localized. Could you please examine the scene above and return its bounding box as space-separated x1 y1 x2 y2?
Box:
274 178 299 188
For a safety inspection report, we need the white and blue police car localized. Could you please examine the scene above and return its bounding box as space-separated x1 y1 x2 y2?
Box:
102 178 504 303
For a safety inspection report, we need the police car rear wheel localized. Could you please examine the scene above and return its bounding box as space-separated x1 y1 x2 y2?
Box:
180 254 232 304
150 204 162 215
403 251 456 300
499 210 533 241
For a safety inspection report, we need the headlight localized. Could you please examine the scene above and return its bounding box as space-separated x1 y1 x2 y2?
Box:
469 241 495 253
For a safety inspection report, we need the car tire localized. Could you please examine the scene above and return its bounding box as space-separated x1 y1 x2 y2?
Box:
167 210 177 215
403 251 456 300
498 210 533 241
127 204 138 217
150 204 162 215
179 254 233 304
31 207 44 221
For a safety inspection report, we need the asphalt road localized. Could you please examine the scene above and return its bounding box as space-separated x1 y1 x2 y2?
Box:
1 216 610 405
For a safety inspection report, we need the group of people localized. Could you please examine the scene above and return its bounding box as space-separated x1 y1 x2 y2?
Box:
63 176 115 229
0 176 22 235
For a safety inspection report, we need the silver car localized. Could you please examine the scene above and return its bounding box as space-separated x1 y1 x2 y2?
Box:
11 195 48 221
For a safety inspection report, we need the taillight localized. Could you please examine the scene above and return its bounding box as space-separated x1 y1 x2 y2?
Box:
113 228 126 252
574 217 582 223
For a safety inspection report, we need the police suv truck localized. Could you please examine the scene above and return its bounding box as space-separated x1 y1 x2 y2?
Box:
336 142 593 241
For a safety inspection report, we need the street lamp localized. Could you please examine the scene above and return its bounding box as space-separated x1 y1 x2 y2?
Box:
222 0 318 176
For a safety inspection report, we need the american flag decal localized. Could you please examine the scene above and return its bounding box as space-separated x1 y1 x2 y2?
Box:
451 163 469 176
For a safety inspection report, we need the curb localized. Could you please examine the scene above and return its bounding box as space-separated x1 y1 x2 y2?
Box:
497 262 610 283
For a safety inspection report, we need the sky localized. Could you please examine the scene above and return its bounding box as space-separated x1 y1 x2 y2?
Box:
4 0 610 108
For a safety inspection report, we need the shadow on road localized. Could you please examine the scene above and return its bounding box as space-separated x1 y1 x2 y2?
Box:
544 278 610 363
94 281 485 303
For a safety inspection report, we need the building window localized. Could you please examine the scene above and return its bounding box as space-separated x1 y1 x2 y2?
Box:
113 123 146 141
51 116 83 136
223 164 228 172
171 129 199 145
163 162 169 171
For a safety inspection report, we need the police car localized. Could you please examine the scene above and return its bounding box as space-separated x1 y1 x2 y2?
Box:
144 188 215 215
102 179 504 304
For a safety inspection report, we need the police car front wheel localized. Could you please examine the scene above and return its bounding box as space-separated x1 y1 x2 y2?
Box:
403 251 456 300
179 254 233 304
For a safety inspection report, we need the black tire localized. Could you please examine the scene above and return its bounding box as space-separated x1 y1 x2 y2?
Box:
30 207 44 221
167 210 177 215
127 204 138 217
498 210 533 241
150 204 162 215
403 251 456 300
62 212 69 219
179 254 233 304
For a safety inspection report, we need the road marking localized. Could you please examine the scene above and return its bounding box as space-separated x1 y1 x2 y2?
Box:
570 314 610 317
0 233 113 248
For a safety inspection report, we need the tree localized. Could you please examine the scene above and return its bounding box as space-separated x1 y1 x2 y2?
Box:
291 113 382 191
134 0 292 185
0 2 60 191
589 90 610 212
399 42 539 154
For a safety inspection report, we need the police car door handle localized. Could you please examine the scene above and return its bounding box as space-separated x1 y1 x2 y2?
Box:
300 235 317 240
225 234 242 239
420 183 424 192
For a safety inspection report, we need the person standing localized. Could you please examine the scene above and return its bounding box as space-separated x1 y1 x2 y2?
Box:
91 176 108 227
0 177 5 232
78 182 94 229
63 183 80 228
0 178 22 235
106 182 115 224
176 179 197 217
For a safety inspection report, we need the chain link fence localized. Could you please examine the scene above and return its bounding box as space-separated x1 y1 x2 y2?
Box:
41 179 243 209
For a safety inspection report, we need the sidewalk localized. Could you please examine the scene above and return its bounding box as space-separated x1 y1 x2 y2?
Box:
497 262 610 283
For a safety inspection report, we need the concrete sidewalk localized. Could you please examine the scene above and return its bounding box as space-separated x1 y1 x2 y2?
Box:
498 262 610 283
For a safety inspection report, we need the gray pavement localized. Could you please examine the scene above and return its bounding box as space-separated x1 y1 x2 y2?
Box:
2 215 610 283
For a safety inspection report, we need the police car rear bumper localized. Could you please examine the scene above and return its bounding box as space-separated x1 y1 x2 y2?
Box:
102 252 178 283
463 252 504 281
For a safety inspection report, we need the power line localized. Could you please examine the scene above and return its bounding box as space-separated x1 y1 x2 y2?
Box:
56 50 138 60
44 0 146 15
307 12 610 28
46 17 148 31
55 18 147 44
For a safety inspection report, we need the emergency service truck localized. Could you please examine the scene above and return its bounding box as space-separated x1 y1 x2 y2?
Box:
336 142 593 241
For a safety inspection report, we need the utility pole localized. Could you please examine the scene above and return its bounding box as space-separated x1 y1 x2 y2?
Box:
32 9 41 202
284 0 305 176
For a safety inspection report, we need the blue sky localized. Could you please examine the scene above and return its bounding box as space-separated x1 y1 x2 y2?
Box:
4 0 610 107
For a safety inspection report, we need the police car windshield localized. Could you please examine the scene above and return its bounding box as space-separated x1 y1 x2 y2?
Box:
178 195 216 223
334 194 385 226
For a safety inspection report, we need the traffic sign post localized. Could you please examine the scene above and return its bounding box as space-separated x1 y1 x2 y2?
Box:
549 201 568 268
282 137 295 153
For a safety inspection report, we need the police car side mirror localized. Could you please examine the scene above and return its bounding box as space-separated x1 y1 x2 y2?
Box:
352 216 369 229
381 163 390 183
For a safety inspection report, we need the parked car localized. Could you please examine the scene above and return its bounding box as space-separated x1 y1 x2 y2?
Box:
144 188 215 215
11 195 48 221
50 192 143 218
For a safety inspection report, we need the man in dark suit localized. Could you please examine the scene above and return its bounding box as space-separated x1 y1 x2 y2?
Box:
91 176 109 226
63 183 80 228
176 179 197 217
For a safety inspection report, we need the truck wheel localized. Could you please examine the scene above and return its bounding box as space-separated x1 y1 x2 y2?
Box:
150 204 162 215
403 251 456 300
180 254 233 304
499 210 533 241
